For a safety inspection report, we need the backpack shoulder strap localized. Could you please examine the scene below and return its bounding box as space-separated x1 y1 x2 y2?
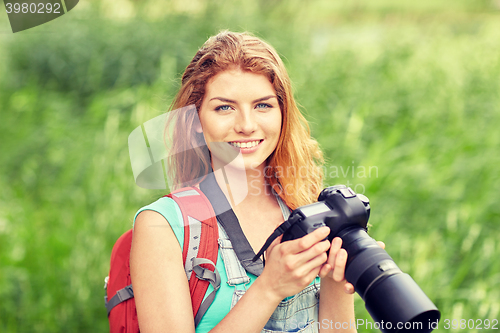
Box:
166 187 220 327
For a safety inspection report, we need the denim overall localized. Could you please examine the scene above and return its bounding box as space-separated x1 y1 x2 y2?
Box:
217 196 321 333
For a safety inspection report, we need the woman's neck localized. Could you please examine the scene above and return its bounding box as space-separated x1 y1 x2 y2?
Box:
212 164 273 208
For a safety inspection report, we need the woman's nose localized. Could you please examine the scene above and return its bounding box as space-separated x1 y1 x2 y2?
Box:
234 109 258 134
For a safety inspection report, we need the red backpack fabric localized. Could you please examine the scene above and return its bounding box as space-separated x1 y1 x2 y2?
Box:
105 187 219 333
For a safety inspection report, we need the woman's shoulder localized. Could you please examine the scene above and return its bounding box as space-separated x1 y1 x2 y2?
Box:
134 196 180 220
133 196 185 246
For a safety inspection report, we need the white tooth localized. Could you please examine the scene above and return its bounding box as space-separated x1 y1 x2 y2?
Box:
230 141 261 148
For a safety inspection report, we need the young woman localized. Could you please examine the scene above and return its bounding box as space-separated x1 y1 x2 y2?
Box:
130 31 359 333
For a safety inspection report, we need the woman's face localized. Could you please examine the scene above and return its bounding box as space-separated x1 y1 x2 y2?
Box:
198 68 282 173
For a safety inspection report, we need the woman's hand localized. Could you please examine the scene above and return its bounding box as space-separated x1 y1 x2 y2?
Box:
258 226 331 301
319 237 386 294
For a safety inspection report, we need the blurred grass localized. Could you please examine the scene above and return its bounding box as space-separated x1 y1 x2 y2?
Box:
0 0 499 332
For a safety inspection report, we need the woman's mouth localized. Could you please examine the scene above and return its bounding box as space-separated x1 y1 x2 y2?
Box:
228 140 263 149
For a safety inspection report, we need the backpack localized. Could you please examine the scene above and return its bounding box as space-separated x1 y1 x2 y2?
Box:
104 186 220 332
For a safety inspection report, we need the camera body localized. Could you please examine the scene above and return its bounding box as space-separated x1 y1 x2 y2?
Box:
282 185 370 243
281 185 440 333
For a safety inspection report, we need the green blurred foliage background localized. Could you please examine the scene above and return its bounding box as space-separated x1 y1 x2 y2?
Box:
0 0 499 332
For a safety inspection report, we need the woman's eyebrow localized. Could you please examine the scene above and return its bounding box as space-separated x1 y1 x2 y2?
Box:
209 95 277 103
252 95 278 103
209 97 236 103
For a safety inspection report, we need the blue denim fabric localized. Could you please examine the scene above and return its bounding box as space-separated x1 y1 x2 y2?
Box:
218 225 320 333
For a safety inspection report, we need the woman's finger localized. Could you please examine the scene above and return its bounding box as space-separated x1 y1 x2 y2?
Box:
318 237 341 279
328 237 342 267
299 241 330 271
318 263 332 278
284 226 330 255
344 282 355 294
332 248 348 282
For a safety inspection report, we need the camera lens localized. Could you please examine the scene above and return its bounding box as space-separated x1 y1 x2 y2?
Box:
338 227 440 332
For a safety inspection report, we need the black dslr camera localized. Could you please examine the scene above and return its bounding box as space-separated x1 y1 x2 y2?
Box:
255 185 440 333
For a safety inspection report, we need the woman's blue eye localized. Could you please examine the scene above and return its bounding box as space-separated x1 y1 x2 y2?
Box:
215 105 232 111
256 103 272 109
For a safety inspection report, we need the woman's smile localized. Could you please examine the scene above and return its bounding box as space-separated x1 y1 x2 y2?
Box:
228 139 263 151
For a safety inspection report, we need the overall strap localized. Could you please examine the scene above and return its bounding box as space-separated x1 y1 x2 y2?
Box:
275 192 291 220
218 224 251 286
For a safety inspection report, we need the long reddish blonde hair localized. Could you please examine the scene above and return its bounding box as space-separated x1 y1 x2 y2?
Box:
167 31 323 209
